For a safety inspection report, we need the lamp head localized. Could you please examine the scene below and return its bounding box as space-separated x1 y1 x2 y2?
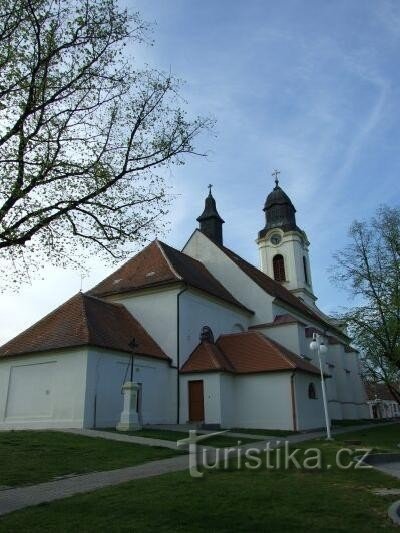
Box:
319 342 328 354
310 340 318 351
310 332 318 351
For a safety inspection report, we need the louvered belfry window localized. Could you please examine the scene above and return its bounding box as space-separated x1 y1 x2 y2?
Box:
273 254 286 282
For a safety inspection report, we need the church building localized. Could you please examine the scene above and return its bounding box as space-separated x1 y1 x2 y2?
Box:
0 178 369 431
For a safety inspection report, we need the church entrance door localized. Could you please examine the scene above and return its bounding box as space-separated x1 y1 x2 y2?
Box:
188 380 204 422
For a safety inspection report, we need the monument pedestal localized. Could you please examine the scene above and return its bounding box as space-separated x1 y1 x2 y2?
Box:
116 381 141 431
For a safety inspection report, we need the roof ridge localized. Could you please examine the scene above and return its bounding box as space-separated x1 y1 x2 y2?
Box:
155 239 183 281
214 342 237 372
0 292 84 351
204 342 224 370
265 338 296 369
79 292 92 345
88 239 161 294
194 231 346 338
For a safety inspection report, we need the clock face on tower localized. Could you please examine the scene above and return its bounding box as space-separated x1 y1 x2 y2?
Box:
270 233 281 245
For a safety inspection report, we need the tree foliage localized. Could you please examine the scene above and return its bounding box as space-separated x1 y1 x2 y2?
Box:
0 0 210 286
331 206 400 402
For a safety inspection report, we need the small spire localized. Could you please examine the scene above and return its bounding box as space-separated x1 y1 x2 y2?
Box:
196 185 224 245
272 169 281 188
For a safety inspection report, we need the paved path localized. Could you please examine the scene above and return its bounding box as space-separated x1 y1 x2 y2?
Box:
0 455 188 516
0 421 398 517
372 461 400 480
59 428 179 450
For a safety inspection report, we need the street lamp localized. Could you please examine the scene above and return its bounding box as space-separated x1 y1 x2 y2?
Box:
310 332 332 440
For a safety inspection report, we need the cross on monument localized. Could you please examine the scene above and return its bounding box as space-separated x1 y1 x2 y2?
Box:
272 169 280 187
208 184 213 194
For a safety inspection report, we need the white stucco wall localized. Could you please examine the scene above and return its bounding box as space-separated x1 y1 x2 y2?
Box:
84 349 176 428
233 372 294 430
107 285 180 366
256 323 302 355
0 348 88 429
183 231 275 325
294 372 325 430
179 373 222 425
179 289 249 366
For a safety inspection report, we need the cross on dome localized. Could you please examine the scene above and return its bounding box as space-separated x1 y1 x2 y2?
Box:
272 169 280 187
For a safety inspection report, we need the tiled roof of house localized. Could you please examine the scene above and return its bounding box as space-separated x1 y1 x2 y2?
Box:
181 331 321 376
88 240 252 314
365 382 398 402
0 293 170 361
180 341 235 373
249 313 306 330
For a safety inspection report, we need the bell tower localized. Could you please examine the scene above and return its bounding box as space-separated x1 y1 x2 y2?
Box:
256 170 317 306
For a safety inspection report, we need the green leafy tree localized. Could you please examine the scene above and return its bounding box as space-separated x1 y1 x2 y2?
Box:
0 0 210 286
331 206 400 403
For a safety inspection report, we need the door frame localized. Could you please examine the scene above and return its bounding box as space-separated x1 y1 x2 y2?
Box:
188 380 205 422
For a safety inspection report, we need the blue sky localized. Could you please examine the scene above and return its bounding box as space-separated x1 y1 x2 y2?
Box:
1 0 400 344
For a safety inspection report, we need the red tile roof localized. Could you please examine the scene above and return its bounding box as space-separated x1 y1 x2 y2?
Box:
180 342 235 373
365 382 398 401
181 331 321 376
89 240 252 314
208 237 347 339
0 293 170 361
249 313 305 330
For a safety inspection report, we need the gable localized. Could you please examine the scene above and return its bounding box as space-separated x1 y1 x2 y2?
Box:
89 239 251 315
0 293 169 362
183 230 348 339
183 230 276 324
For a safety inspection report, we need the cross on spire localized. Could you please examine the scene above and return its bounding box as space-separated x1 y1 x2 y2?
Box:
208 184 213 195
272 169 280 187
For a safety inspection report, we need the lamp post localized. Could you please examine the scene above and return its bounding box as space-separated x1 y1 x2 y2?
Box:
310 332 332 440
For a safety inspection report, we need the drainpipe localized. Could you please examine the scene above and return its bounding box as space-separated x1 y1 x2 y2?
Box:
290 371 298 431
176 285 188 424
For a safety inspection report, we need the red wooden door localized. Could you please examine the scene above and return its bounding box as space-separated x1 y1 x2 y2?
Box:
188 380 204 422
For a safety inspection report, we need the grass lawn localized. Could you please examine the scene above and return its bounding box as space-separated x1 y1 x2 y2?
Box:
0 431 180 487
108 428 260 447
332 419 392 427
332 423 400 452
1 424 399 531
230 427 297 436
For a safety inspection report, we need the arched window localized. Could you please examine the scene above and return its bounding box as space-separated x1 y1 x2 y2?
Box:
308 382 317 400
273 254 286 282
303 256 309 285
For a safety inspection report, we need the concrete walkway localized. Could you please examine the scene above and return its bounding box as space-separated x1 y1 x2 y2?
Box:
59 428 179 450
0 455 188 516
0 421 398 517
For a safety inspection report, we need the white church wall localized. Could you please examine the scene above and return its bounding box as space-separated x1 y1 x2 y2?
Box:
183 231 275 325
294 373 325 430
107 285 180 365
84 349 175 428
257 323 302 355
179 289 249 366
179 373 222 425
0 348 87 429
219 373 235 428
233 372 293 430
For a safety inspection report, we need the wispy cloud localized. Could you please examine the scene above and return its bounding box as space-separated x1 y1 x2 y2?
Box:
2 0 400 342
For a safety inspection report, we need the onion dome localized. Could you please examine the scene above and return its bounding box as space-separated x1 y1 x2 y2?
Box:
258 174 301 238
